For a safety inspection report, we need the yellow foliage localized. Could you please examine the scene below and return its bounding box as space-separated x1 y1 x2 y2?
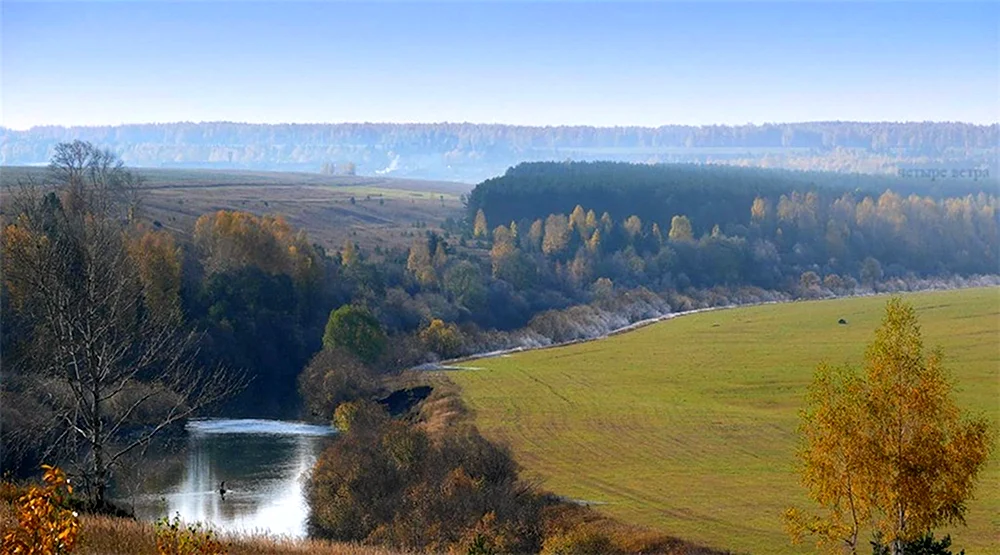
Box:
340 239 359 266
542 214 570 256
193 210 319 284
473 210 488 239
1 465 80 555
490 225 517 278
407 239 437 287
599 212 613 233
623 215 642 238
667 215 693 242
568 205 588 239
128 228 182 323
527 219 544 251
586 229 602 254
787 298 995 552
1 222 50 310
154 514 224 555
751 196 770 223
419 319 464 359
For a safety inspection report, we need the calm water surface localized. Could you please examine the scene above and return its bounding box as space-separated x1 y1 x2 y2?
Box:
122 418 335 537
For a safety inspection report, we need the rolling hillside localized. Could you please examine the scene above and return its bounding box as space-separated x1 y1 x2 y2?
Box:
0 166 469 252
443 288 1000 554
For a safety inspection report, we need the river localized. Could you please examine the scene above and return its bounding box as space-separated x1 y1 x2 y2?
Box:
118 418 336 538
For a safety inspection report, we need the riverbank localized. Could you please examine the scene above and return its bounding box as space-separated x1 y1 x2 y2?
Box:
419 275 1000 371
0 501 394 555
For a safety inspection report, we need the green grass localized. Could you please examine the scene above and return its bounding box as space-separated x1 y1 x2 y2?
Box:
444 288 1000 554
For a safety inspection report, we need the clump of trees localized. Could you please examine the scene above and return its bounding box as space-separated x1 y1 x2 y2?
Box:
5 145 995 542
1 141 242 509
307 400 542 552
786 298 994 554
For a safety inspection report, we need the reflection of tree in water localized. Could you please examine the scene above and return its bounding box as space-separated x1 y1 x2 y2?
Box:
125 421 335 537
111 437 188 514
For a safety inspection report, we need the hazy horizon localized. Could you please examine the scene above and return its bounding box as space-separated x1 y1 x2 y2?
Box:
3 118 999 133
3 2 997 130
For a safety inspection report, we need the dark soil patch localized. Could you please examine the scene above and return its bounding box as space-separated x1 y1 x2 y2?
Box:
378 386 433 417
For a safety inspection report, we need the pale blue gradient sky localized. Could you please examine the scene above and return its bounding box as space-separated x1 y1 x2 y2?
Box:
2 1 998 129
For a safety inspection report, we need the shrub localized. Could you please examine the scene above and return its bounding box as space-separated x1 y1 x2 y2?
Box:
1 465 80 554
154 514 224 555
308 404 542 553
323 305 387 364
298 348 377 421
541 528 618 555
419 319 466 360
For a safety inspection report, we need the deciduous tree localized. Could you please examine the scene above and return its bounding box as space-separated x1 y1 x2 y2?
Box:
542 214 571 256
668 215 694 242
473 209 488 239
786 298 994 554
2 142 240 509
323 305 387 364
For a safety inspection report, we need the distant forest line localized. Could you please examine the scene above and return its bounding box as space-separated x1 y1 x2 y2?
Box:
2 121 996 182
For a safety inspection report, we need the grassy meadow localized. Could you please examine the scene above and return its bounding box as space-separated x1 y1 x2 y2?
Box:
0 166 469 252
444 288 1000 554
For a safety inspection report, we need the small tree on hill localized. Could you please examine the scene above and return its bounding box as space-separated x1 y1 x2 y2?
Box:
473 209 489 239
323 305 387 364
668 215 694 242
786 297 994 554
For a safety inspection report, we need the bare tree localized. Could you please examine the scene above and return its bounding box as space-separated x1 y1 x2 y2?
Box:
2 141 243 509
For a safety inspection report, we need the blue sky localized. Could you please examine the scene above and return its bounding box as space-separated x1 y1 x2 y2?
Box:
2 1 997 129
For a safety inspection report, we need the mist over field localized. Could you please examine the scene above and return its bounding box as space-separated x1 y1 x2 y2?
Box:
2 121 996 182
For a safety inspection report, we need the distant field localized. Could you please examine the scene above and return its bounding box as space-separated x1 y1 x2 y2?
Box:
0 166 470 251
444 288 1000 554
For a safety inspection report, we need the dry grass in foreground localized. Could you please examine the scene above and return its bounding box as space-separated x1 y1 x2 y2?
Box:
0 502 398 555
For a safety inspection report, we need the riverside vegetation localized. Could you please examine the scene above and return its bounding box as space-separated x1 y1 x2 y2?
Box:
1 144 996 553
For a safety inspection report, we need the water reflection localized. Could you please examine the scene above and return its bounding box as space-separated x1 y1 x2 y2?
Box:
125 418 335 538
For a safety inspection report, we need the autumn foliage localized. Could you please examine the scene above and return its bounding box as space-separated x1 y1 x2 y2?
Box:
1 466 80 554
786 298 994 553
153 514 224 555
193 210 321 286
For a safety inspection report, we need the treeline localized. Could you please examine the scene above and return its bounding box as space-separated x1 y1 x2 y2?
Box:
466 162 998 291
3 122 995 181
468 161 995 231
5 121 995 153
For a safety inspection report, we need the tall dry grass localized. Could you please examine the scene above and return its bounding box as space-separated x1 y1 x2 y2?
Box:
1 502 399 555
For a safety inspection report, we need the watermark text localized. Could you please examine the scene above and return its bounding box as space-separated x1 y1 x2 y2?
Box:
897 168 990 181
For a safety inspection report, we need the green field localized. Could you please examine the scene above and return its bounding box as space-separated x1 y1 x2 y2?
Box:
444 288 1000 554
